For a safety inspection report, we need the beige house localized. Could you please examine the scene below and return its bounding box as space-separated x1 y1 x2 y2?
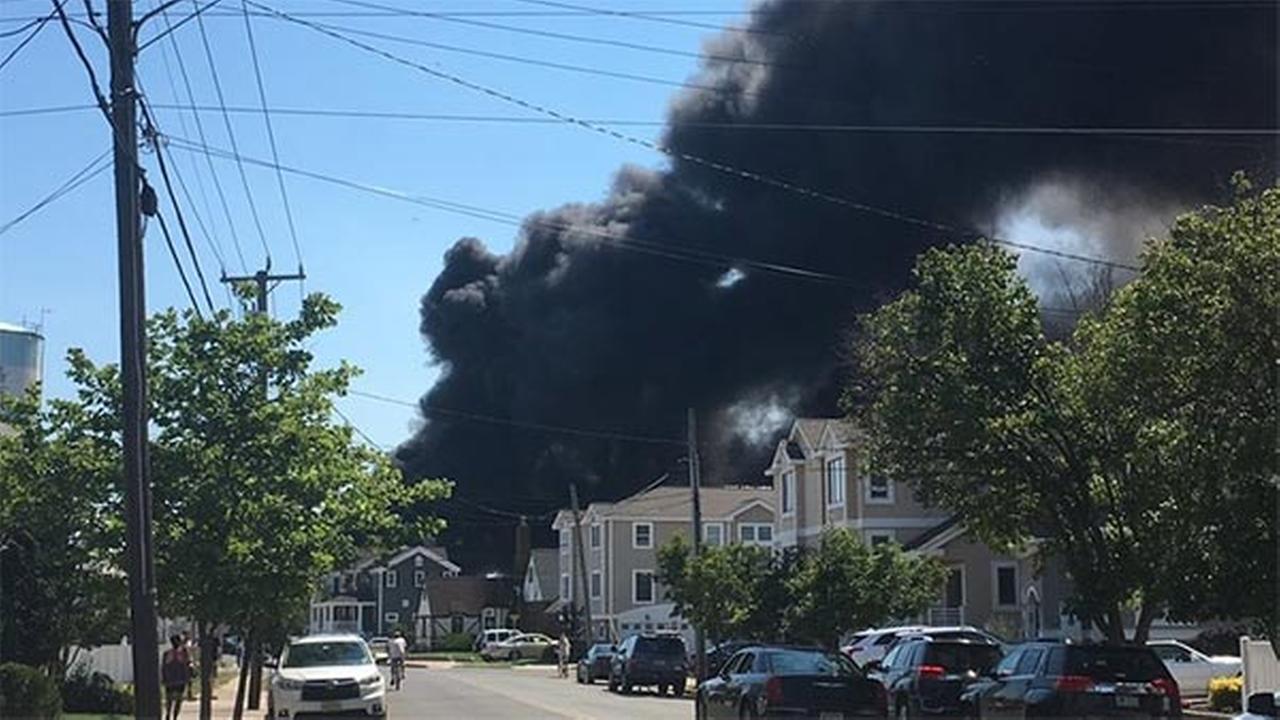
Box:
766 418 1061 640
551 483 775 644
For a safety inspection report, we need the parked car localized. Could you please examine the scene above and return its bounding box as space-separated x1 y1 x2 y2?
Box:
1147 639 1242 697
474 628 518 652
697 645 888 718
697 640 755 680
480 632 556 662
267 634 385 720
887 627 1007 652
843 626 927 667
608 634 689 696
961 640 1181 718
576 642 617 684
367 636 390 665
866 636 1003 718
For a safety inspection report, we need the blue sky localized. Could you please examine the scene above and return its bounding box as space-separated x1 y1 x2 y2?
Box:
0 0 737 447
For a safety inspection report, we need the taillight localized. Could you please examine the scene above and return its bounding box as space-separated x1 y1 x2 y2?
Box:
1054 675 1095 693
917 664 946 679
1151 677 1181 705
765 677 785 706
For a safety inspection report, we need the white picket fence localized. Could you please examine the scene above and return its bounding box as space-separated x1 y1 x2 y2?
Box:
1241 636 1280 705
67 641 167 684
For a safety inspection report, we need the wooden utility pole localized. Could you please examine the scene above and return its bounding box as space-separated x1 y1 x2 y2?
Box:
108 0 161 715
569 483 594 644
219 266 303 713
688 407 706 711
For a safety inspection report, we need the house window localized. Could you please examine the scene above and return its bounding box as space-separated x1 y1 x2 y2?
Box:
995 563 1018 608
590 571 602 599
560 529 570 552
632 522 653 549
781 470 795 515
943 566 965 608
401 598 410 608
384 612 399 624
825 457 846 507
869 531 894 548
331 576 340 594
633 571 655 604
590 524 601 549
415 555 424 567
867 475 893 504
414 570 426 587
482 609 497 630
704 523 724 547
740 523 774 547
451 615 464 634
385 570 398 588
560 574 570 599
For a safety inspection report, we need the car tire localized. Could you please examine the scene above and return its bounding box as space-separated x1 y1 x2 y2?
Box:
657 683 669 696
508 650 519 662
608 675 618 692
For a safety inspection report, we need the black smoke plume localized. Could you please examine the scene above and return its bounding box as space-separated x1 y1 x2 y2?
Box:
396 0 1277 569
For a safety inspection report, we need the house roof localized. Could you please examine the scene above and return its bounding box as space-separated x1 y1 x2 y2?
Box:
793 418 828 450
589 485 773 520
423 576 513 616
526 548 558 594
904 515 965 552
377 545 461 574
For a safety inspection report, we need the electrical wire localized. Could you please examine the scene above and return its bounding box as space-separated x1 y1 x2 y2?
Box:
0 150 110 235
191 0 273 265
333 404 385 449
152 203 207 317
0 0 60 72
238 0 304 277
135 0 221 52
504 0 782 37
249 2 1143 273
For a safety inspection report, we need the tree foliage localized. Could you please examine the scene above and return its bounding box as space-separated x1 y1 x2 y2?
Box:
850 179 1277 642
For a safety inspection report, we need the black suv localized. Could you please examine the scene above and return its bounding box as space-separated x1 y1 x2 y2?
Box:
869 636 1004 718
609 634 689 696
961 641 1181 718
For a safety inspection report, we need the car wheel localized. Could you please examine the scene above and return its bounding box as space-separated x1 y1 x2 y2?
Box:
657 683 669 696
508 649 519 662
608 674 618 692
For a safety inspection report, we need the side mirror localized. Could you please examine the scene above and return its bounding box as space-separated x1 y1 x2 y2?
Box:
1246 692 1278 718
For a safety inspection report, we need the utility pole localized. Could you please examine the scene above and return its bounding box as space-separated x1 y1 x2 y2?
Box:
108 0 161 716
568 483 594 645
688 407 706 715
219 266 303 713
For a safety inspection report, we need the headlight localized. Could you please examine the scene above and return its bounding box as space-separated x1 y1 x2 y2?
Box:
360 674 382 688
273 677 304 691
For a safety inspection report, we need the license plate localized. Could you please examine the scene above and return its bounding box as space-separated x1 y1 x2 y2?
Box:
1116 695 1140 708
321 701 343 712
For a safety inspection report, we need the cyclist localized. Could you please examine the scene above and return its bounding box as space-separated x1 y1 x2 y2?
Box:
388 630 408 690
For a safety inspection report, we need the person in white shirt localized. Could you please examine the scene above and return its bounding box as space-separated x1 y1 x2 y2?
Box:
388 631 408 689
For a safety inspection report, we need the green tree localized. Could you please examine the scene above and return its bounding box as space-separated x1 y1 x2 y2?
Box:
0 381 127 679
787 529 946 650
851 180 1277 643
656 536 783 645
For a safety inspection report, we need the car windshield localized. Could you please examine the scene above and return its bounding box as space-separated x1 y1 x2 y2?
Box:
591 644 614 655
1062 648 1166 682
924 643 1003 673
769 650 859 677
283 641 371 668
634 637 685 657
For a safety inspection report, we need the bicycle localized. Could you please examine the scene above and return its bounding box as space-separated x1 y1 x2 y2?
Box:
390 658 405 691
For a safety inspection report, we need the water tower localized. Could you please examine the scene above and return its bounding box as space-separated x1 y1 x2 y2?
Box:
0 321 44 399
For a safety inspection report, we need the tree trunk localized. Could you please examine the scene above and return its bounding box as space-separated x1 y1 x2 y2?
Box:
1132 604 1157 644
232 630 252 720
198 623 216 720
1103 609 1126 645
247 634 263 710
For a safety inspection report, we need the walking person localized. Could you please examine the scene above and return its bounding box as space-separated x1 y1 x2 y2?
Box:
388 630 407 690
557 633 571 679
181 631 196 701
162 634 192 720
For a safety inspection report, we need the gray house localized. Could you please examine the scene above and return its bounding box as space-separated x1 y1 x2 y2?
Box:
310 545 462 637
416 576 514 648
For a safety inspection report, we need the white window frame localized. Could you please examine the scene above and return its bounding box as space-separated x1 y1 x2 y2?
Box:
590 523 601 549
739 523 774 547
632 522 654 549
781 470 795 516
703 522 725 547
866 475 894 505
825 456 846 508
560 529 570 553
993 562 1019 609
590 571 602 599
384 612 399 624
414 569 426 587
632 569 656 605
385 570 399 588
868 531 894 548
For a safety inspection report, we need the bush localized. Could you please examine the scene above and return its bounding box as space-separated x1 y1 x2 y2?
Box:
62 665 134 715
436 633 475 652
1208 676 1243 712
0 662 60 719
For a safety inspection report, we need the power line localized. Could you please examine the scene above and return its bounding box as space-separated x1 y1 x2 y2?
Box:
0 150 110 235
0 0 60 72
504 0 781 36
135 0 221 52
151 202 206 317
248 3 1142 272
190 0 273 265
238 0 304 276
347 388 686 446
333 404 385 449
155 0 248 271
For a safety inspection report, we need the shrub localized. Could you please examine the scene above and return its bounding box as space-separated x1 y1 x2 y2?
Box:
62 665 134 715
436 633 475 652
1208 675 1243 712
0 662 60 719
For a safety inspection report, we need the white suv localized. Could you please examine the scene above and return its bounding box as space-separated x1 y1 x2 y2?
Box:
268 634 386 719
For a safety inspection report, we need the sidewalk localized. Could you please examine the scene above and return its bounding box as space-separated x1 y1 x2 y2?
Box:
176 672 265 720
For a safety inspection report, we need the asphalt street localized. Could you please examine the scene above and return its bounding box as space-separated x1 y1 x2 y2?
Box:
386 665 692 719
